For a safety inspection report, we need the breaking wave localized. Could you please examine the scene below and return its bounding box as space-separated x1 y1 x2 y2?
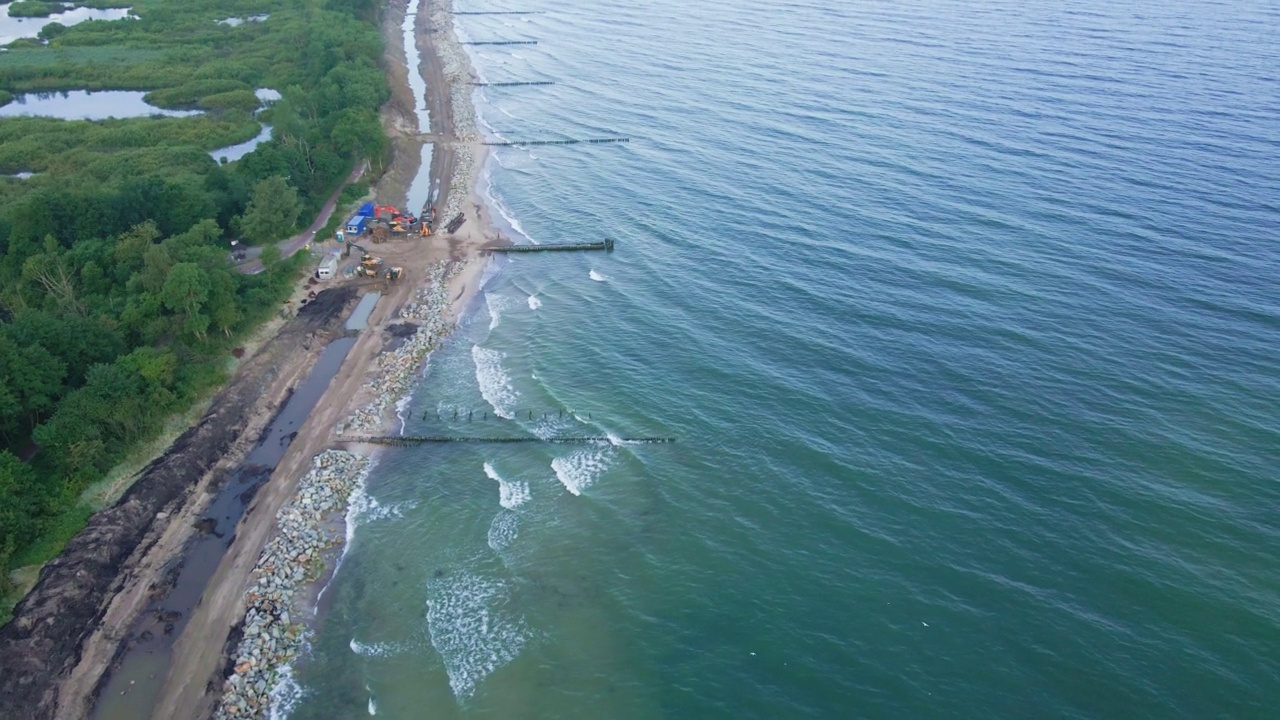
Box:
487 511 518 551
472 345 518 419
425 572 528 700
551 448 614 496
349 638 404 658
484 462 530 509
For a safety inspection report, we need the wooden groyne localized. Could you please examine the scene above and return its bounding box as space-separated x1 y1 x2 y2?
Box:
483 138 629 146
491 238 614 253
473 81 556 86
462 41 538 46
342 435 674 446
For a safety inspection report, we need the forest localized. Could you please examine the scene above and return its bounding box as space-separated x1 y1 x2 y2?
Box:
0 0 389 612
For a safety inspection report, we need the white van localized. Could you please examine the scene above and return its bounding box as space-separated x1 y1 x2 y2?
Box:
316 252 340 280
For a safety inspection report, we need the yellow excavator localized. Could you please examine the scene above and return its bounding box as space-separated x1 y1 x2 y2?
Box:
345 242 401 282
345 243 382 277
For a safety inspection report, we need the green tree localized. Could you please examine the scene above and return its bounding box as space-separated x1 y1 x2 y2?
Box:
0 450 39 586
236 176 301 245
161 262 211 342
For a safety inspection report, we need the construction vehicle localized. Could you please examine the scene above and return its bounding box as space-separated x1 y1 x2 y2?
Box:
420 206 437 236
384 266 403 281
343 242 386 278
374 204 418 227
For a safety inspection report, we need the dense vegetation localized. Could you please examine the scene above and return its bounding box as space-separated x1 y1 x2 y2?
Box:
0 0 389 608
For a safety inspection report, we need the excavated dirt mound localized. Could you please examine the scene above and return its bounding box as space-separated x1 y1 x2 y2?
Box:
0 286 356 720
298 286 355 322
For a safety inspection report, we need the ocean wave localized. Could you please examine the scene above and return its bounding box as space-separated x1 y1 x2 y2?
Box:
589 269 609 282
394 393 412 435
349 638 404 658
472 345 518 419
425 572 528 700
267 663 304 720
481 171 534 243
551 448 614 496
485 292 518 330
527 294 542 310
484 462 530 509
487 511 518 551
352 493 417 525
316 455 378 608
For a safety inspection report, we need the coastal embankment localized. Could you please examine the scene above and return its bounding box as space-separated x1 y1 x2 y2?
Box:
0 0 497 717
0 287 358 720
153 1 501 718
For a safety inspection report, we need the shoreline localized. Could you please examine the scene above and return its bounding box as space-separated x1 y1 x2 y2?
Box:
208 0 499 717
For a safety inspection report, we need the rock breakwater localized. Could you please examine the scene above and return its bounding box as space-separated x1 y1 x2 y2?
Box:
430 0 479 223
339 260 467 435
213 450 370 720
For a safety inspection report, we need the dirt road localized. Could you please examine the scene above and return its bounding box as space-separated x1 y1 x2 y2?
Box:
232 160 369 275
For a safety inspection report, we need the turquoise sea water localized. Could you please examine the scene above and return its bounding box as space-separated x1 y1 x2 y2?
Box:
286 0 1279 717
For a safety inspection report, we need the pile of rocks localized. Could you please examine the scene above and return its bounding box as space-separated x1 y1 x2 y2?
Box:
214 450 370 720
442 142 475 223
431 2 481 222
338 260 467 435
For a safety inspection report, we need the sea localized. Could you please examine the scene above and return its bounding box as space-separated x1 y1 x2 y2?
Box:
280 0 1280 717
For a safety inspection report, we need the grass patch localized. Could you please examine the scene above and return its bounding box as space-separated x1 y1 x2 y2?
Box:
79 391 216 511
0 47 163 70
7 1 72 18
9 503 94 570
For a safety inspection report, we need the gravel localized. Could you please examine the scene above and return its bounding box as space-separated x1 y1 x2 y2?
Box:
213 450 370 720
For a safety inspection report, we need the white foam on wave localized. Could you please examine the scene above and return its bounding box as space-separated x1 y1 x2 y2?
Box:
368 696 377 715
425 572 528 700
354 494 417 525
589 269 609 282
316 456 378 608
487 511 518 551
481 167 535 244
394 393 412 435
485 292 518 331
267 663 304 720
603 432 644 447
472 345 518 419
527 294 542 310
484 462 530 509
551 448 614 496
350 638 403 658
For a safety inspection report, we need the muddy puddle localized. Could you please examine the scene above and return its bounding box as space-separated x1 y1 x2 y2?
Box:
90 336 357 720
